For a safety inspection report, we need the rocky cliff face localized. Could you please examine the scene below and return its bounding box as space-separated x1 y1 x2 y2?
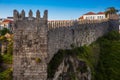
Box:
47 53 91 80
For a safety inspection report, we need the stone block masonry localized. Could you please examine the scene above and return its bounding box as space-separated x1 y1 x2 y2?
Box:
13 10 119 80
48 19 110 60
13 10 48 80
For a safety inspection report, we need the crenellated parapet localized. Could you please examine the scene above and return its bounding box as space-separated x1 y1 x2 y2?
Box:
13 9 119 80
13 9 48 80
13 9 48 21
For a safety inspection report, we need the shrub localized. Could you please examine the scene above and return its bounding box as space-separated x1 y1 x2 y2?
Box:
0 28 10 36
7 42 13 55
0 68 13 80
2 54 13 64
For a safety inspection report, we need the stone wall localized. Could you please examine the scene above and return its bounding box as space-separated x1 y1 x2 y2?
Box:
48 19 109 60
13 10 119 80
13 10 48 80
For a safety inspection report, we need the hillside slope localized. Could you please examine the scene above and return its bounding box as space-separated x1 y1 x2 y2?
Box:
47 31 120 80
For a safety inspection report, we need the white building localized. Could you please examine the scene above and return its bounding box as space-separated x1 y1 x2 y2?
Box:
0 19 13 30
79 12 106 20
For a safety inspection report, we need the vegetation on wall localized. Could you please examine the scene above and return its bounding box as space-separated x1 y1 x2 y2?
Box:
47 42 99 79
0 27 119 80
47 49 67 78
47 31 120 80
0 28 13 80
95 31 120 80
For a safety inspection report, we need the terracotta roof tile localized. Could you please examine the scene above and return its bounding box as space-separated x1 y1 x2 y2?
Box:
84 12 96 15
3 20 13 23
97 12 105 14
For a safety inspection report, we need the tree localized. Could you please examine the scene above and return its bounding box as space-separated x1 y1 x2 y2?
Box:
0 28 10 36
105 7 119 17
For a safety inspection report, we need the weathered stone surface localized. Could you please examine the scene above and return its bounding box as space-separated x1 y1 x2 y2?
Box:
48 20 110 60
13 10 119 80
52 56 91 80
13 10 48 80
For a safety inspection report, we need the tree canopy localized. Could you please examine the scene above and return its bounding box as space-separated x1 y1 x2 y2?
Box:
0 28 10 36
105 7 119 17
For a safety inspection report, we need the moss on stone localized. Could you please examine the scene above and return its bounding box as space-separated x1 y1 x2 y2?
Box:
35 58 41 63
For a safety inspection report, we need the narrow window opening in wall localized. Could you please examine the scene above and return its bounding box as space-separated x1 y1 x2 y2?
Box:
102 16 103 19
91 16 92 19
97 16 99 19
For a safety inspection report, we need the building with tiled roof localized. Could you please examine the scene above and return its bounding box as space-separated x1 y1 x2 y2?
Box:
97 12 105 14
1 19 13 24
0 19 13 30
79 12 106 20
84 12 96 15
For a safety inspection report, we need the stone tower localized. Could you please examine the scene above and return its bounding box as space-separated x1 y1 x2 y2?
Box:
13 10 48 80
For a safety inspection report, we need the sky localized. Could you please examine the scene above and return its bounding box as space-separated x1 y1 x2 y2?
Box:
0 0 120 20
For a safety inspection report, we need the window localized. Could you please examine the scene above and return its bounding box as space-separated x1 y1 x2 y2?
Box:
101 16 103 19
97 16 99 19
91 16 92 19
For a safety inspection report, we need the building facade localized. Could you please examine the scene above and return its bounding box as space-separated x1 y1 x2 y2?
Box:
79 12 106 20
0 19 13 30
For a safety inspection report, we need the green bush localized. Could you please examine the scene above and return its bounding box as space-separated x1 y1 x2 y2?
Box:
0 28 10 36
95 31 120 80
0 68 13 80
2 54 13 64
47 49 66 78
104 31 120 40
47 31 120 80
7 42 13 55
